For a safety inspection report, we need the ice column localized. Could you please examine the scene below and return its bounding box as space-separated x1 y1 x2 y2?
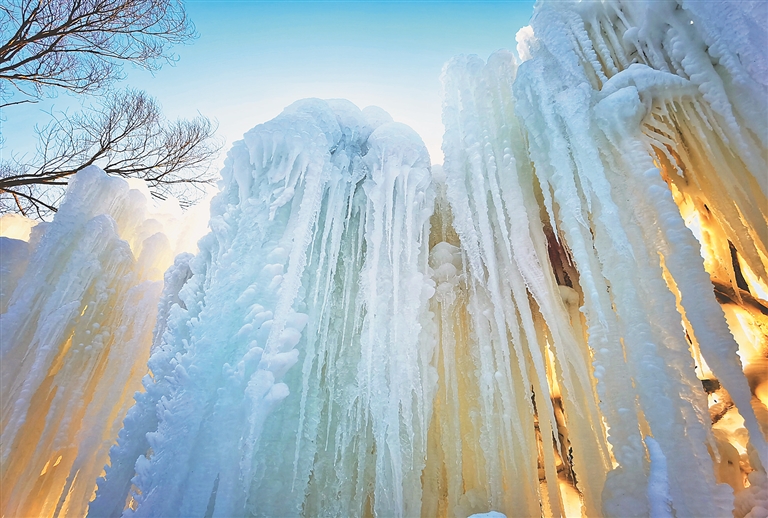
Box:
0 167 189 518
90 100 438 518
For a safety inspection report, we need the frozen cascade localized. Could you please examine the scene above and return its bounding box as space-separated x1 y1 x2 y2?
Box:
88 99 438 518
0 167 206 517
1 0 767 517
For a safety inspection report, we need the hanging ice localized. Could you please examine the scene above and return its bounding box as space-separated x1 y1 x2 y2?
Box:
1 0 767 517
87 99 437 518
0 167 206 517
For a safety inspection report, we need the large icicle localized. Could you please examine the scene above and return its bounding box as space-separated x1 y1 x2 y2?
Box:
438 50 610 517
507 0 767 515
0 167 196 518
90 100 437 518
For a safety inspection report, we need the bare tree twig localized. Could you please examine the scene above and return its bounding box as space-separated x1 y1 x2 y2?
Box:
0 0 196 100
1 89 221 217
0 98 36 108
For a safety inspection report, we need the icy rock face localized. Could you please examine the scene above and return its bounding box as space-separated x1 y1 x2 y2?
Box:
0 167 192 518
90 99 437 518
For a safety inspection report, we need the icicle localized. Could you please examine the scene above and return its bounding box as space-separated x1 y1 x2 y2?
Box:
90 100 436 518
0 166 199 518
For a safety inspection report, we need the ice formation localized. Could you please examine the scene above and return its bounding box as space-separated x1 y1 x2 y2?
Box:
0 168 207 517
2 0 767 517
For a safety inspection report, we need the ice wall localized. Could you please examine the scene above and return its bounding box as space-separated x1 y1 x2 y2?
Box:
461 0 766 515
89 99 437 518
424 0 766 515
0 167 207 517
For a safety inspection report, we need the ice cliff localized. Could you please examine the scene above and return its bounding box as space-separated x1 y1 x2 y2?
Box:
1 0 767 517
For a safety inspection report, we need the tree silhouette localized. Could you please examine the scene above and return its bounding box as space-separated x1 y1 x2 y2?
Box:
1 89 220 217
0 1 221 217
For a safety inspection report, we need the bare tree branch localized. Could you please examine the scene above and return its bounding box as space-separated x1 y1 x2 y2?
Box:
0 1 217 218
0 0 196 101
1 89 222 217
0 98 35 108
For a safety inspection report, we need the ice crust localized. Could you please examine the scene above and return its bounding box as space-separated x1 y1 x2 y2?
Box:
1 0 767 517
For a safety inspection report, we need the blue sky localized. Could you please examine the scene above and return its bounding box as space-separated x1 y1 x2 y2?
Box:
3 1 535 168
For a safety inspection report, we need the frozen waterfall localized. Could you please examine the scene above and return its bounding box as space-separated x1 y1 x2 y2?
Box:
1 0 767 517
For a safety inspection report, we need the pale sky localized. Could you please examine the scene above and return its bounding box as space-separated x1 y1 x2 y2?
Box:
3 1 535 169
